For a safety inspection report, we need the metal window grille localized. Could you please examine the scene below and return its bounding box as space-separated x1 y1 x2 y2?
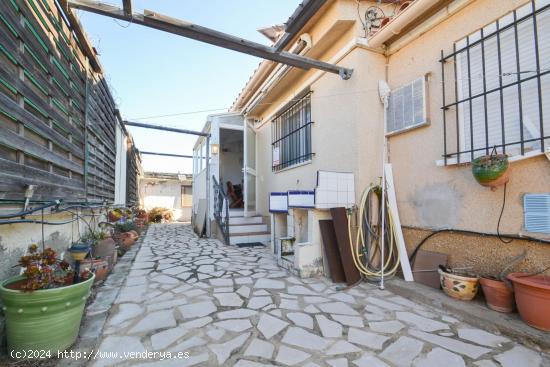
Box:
440 1 550 165
271 92 313 172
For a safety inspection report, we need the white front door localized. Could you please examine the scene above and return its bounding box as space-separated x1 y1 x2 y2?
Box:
243 120 256 216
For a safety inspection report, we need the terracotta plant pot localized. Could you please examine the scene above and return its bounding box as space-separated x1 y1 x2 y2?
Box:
81 259 110 282
439 268 479 301
129 230 139 239
113 232 135 248
94 238 118 269
507 273 550 331
480 277 515 313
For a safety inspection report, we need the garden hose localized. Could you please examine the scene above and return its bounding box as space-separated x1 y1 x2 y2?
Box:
347 184 402 280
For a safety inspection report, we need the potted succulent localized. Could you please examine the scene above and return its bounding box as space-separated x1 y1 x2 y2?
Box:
0 245 94 356
108 208 123 222
438 265 480 301
82 227 118 270
479 251 526 313
472 147 510 189
134 209 148 229
113 221 139 249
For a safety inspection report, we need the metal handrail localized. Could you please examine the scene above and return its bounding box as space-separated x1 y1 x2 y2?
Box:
212 176 230 246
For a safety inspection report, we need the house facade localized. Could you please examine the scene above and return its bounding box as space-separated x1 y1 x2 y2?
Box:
139 172 193 222
231 0 550 277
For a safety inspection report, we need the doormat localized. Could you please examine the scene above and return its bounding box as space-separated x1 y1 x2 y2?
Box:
235 242 265 248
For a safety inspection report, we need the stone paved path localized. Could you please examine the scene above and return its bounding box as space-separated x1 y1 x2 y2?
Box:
91 224 548 367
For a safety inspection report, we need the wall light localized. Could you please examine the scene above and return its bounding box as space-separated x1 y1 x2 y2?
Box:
211 143 220 155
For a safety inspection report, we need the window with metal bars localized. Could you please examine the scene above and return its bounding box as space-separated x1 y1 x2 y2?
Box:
271 91 313 172
440 0 549 165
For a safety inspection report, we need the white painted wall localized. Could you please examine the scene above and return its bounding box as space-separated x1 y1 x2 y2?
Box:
114 123 128 205
140 179 192 222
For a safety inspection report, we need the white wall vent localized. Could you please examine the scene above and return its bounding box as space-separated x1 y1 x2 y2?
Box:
386 76 429 136
524 194 550 234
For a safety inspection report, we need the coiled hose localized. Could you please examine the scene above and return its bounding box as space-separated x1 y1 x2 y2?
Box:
347 184 402 280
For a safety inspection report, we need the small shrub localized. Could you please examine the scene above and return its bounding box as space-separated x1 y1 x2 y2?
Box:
148 207 173 223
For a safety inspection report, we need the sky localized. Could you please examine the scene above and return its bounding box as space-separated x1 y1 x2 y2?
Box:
77 0 300 174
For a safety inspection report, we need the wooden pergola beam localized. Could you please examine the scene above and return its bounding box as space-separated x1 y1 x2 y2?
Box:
140 151 194 159
124 121 210 137
67 0 353 79
122 0 132 16
58 0 102 72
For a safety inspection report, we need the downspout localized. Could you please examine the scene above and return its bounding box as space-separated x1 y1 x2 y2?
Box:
244 33 313 115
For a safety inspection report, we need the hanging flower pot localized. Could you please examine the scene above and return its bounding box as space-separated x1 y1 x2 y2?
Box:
472 148 510 189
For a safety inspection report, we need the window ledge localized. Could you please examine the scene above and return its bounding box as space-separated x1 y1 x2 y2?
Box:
274 159 313 174
436 149 549 167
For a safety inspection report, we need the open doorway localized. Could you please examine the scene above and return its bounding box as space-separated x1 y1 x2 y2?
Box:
219 128 244 209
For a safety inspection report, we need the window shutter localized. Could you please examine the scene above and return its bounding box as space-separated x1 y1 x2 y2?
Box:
524 194 550 233
387 76 428 135
457 2 550 160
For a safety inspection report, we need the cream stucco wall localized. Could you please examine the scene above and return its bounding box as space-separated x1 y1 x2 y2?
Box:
385 0 550 236
252 37 387 216
242 0 549 276
139 178 192 222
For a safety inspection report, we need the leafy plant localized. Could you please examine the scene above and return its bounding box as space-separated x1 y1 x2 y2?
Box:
135 209 148 219
148 207 173 223
80 228 108 246
114 221 137 233
16 245 89 291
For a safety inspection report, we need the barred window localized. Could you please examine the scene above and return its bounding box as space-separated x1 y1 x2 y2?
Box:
271 91 313 172
440 1 550 164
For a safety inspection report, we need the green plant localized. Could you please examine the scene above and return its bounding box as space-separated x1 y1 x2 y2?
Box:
80 228 107 246
15 245 77 291
148 207 173 223
114 221 137 233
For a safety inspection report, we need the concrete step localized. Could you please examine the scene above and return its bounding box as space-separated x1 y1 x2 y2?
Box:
229 209 258 218
229 216 263 225
229 232 270 245
229 223 268 234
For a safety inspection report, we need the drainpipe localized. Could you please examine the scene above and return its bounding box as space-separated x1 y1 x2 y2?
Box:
368 0 444 49
245 34 313 115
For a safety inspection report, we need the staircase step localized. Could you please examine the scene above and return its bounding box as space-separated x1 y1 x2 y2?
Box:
229 223 268 234
228 209 257 218
229 232 270 245
229 216 263 225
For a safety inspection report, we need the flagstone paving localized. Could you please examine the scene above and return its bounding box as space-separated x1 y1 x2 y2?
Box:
91 223 549 367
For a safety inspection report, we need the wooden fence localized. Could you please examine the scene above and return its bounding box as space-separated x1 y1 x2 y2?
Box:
0 0 139 203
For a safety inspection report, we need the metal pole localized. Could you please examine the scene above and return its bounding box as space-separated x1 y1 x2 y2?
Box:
124 121 209 137
140 151 194 159
378 80 392 290
205 136 211 237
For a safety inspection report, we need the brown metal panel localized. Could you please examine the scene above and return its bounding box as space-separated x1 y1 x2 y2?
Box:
319 219 347 283
412 250 448 289
330 208 362 286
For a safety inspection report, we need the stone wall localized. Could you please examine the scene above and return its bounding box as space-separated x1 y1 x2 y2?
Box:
403 227 550 278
